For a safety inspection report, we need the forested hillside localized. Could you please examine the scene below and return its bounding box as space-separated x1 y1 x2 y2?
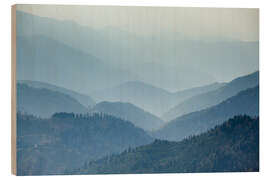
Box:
17 112 153 175
73 115 259 174
15 8 259 176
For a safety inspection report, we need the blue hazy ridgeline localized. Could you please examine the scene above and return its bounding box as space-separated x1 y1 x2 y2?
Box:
15 8 259 175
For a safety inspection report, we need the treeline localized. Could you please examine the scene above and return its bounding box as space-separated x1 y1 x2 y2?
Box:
71 115 259 174
16 112 153 175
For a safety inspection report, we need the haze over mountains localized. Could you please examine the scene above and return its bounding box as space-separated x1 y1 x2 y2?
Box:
92 81 172 116
17 79 226 121
15 7 259 175
91 101 164 131
128 62 216 92
17 35 139 94
92 81 227 117
19 80 95 108
163 71 259 121
17 83 88 118
16 10 259 92
154 86 259 141
172 82 226 105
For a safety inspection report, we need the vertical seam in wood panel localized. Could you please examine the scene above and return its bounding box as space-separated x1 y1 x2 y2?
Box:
11 4 17 175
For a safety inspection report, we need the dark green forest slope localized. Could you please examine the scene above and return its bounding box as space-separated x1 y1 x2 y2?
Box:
73 115 259 174
17 112 153 175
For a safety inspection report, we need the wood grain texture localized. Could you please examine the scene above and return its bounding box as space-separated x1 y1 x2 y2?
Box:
11 4 17 175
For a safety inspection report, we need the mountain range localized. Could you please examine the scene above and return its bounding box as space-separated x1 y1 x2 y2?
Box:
154 85 259 141
17 112 153 175
18 80 95 108
91 101 164 131
172 82 226 105
128 62 217 92
16 10 259 92
163 71 259 121
17 79 225 120
72 115 259 174
92 81 226 117
16 35 139 94
92 81 172 116
17 83 88 117
15 9 260 175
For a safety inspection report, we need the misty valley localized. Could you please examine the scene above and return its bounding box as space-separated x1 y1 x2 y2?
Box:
15 8 259 175
16 71 259 175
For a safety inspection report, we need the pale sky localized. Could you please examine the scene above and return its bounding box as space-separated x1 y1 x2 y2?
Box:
16 4 259 42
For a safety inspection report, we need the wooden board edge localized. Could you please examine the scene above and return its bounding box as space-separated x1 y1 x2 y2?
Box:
11 4 17 176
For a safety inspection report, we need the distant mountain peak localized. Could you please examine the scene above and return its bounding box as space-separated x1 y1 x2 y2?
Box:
17 83 88 118
163 71 259 121
155 85 259 141
91 101 164 131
